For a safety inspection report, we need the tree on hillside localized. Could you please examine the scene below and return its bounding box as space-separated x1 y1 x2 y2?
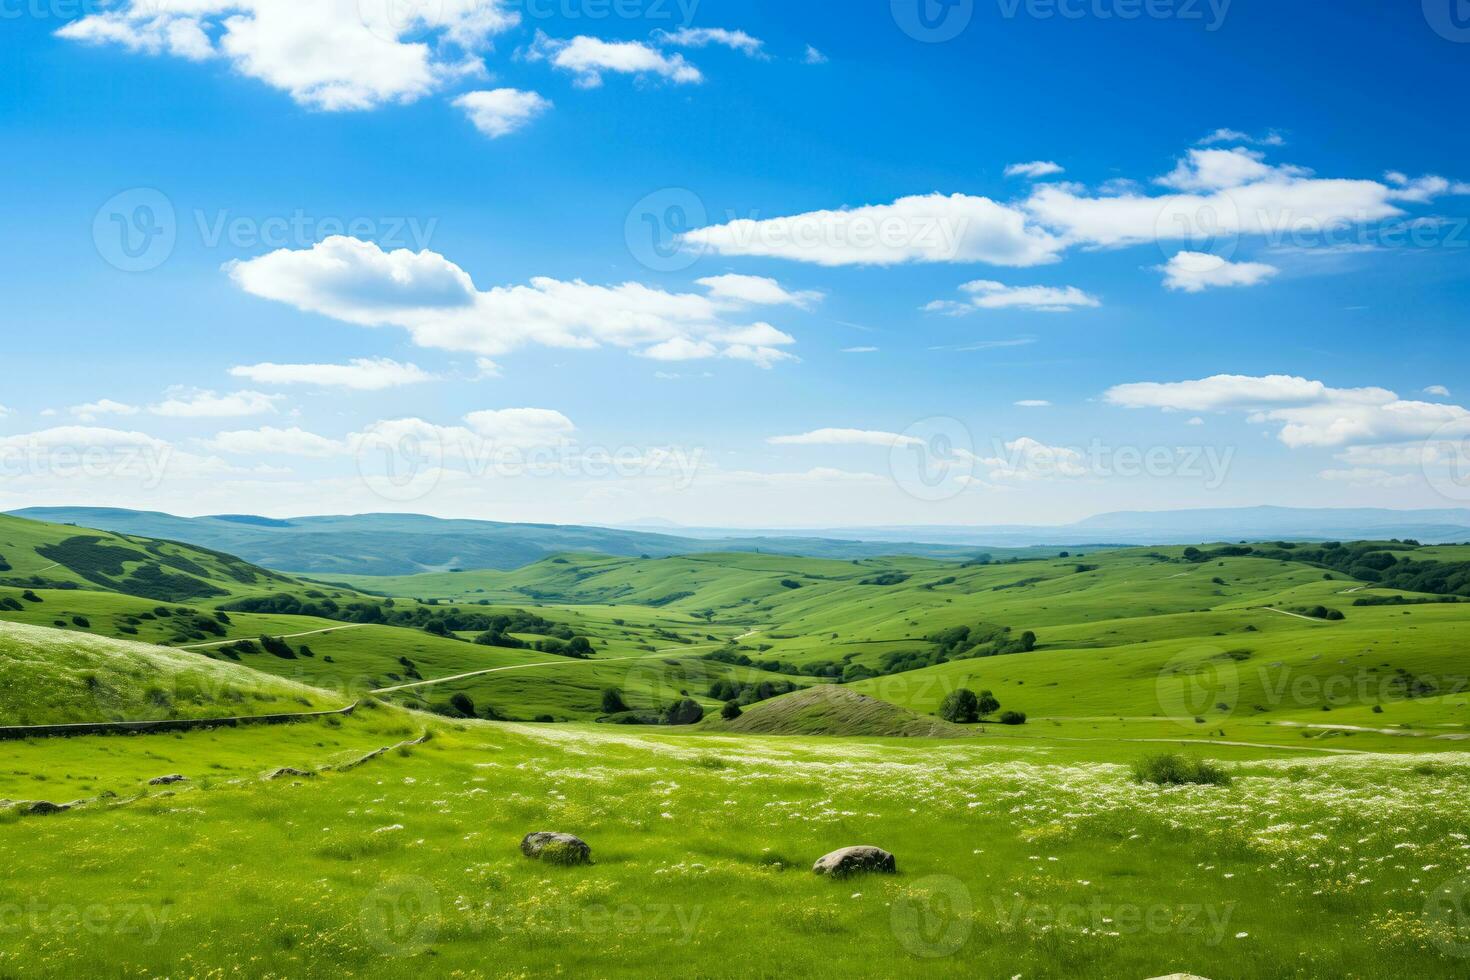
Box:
449 693 476 718
939 688 980 724
721 700 742 720
601 687 629 714
976 689 1001 718
663 698 705 726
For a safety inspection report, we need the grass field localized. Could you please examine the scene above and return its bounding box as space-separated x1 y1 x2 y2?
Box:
3 514 1470 975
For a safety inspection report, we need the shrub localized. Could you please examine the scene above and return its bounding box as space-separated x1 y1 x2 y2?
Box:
721 700 742 720
21 590 41 603
449 693 476 717
939 688 979 724
1131 752 1231 786
662 698 705 726
976 689 1001 717
998 710 1027 726
71 615 90 628
601 688 629 714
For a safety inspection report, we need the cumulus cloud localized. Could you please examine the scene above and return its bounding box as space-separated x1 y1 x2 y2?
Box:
768 428 922 448
1198 128 1286 147
926 279 1100 314
68 399 140 422
527 32 701 87
979 437 1088 481
149 388 283 418
228 236 797 367
1005 161 1064 179
205 426 346 457
228 358 434 390
803 45 828 64
683 193 1063 268
1158 251 1279 292
695 274 823 308
1106 372 1470 449
453 88 551 138
655 27 766 58
58 0 515 111
1425 385 1452 397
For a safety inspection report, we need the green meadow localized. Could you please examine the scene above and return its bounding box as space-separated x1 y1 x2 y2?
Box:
3 512 1470 976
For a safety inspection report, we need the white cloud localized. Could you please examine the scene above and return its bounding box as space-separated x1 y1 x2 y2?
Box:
1014 400 1051 407
453 88 551 138
684 193 1062 268
1158 251 1278 292
58 1 516 111
695 274 823 308
1425 385 1452 397
527 32 701 88
229 358 433 390
1383 171 1470 202
655 27 765 58
768 428 922 449
1318 468 1418 489
228 236 796 367
980 437 1088 481
1023 148 1436 250
1105 374 1335 413
68 399 140 422
463 408 575 446
1198 128 1285 147
149 388 283 418
205 426 346 457
1005 161 1064 179
927 279 1100 314
803 45 828 65
1107 373 1470 449
841 346 878 353
1155 148 1305 192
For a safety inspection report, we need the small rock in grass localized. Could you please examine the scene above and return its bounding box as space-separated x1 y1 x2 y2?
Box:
25 801 69 816
148 774 188 786
266 767 314 780
520 832 591 865
812 846 896 877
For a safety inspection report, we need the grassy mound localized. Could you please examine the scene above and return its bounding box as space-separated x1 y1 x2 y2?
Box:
0 620 337 727
706 685 975 738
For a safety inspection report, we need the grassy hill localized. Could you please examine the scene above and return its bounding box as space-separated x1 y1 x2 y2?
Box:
706 685 974 737
0 512 301 602
0 620 337 726
8 507 996 574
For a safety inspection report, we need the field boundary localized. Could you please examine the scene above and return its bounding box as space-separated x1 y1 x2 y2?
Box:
0 701 358 741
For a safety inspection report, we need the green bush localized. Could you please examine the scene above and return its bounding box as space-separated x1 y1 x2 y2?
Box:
939 688 979 724
601 688 629 714
662 698 705 726
1131 752 1231 786
998 710 1027 726
721 700 742 720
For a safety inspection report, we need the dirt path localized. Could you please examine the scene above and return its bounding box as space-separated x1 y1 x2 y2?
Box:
1262 607 1330 623
180 623 371 650
372 643 720 695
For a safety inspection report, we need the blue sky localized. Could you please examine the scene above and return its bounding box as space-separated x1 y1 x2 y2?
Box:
2 0 1469 526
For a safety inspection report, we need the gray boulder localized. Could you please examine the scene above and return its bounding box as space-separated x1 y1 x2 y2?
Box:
520 831 592 865
148 774 188 786
266 767 314 780
812 845 896 877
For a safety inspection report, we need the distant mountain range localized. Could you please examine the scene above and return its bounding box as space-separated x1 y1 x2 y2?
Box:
10 505 1468 577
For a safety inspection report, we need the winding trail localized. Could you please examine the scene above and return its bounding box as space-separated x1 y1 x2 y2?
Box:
180 623 371 650
1262 607 1330 623
371 642 721 695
